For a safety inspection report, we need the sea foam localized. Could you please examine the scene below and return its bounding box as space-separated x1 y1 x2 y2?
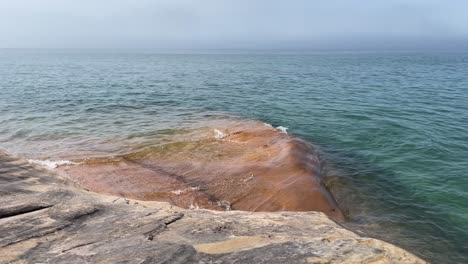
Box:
263 122 288 134
276 126 288 134
213 129 226 139
27 159 76 169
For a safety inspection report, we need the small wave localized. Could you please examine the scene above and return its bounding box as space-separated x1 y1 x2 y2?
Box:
276 126 288 134
27 159 76 169
213 129 240 143
213 129 226 140
263 122 288 134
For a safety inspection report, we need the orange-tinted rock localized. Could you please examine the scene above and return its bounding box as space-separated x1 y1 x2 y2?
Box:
59 121 343 220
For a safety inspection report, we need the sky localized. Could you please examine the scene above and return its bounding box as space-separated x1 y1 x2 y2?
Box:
0 0 467 50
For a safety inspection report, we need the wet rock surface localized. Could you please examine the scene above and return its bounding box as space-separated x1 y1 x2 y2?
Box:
0 152 425 263
59 122 343 219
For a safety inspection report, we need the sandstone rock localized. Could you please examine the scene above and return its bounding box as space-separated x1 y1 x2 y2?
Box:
0 152 426 263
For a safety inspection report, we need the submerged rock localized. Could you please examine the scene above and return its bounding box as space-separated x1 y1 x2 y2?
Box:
0 152 425 263
58 120 343 220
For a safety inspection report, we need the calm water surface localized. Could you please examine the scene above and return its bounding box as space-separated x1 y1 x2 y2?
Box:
1 50 467 262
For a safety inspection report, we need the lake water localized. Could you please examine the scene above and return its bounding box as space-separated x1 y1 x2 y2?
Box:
1 50 467 262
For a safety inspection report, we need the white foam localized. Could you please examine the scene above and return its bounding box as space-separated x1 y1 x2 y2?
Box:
264 123 288 134
276 126 288 134
213 129 226 140
27 159 76 169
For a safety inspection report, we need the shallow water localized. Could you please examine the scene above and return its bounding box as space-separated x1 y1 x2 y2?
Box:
1 50 467 262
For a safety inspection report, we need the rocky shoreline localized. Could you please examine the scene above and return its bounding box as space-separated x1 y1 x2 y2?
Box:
0 152 425 263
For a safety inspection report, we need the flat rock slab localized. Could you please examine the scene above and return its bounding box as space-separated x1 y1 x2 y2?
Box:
0 152 426 264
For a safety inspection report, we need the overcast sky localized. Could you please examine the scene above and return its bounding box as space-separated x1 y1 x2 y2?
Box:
1 0 467 49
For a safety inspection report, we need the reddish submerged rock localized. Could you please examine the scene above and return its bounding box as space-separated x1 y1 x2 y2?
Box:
59 121 343 220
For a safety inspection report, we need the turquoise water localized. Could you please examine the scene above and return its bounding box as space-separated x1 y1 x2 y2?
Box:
1 50 468 262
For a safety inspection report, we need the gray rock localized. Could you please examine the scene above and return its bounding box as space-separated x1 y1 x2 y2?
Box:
0 152 426 263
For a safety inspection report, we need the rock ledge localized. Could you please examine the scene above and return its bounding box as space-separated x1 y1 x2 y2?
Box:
0 153 425 263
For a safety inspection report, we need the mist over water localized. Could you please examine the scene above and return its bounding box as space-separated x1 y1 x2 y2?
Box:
1 50 468 262
2 0 468 50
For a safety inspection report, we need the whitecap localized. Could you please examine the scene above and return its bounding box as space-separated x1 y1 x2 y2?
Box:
276 126 288 134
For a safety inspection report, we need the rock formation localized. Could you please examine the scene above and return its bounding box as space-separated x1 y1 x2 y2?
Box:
0 152 425 263
58 121 342 219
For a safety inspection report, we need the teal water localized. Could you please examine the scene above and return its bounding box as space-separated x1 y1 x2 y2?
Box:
1 50 467 262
